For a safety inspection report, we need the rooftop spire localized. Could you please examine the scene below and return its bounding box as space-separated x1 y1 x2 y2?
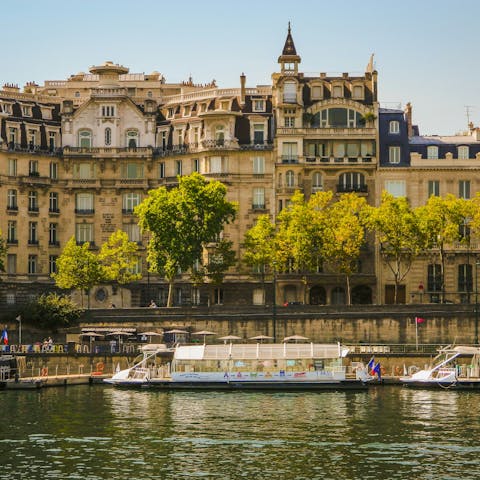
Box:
278 22 301 72
282 21 297 56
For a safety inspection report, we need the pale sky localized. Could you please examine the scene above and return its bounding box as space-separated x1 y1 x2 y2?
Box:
2 0 479 135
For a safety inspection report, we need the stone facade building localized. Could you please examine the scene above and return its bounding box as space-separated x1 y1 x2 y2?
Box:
0 27 477 308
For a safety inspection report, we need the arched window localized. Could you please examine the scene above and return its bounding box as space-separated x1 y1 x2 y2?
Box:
104 128 111 146
312 172 323 192
78 130 92 148
286 170 295 187
126 130 139 148
338 172 366 193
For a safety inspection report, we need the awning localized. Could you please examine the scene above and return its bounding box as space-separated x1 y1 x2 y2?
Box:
81 327 137 334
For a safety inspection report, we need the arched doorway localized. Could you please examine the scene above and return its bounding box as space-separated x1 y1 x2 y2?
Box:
351 285 373 304
309 286 326 305
331 287 346 305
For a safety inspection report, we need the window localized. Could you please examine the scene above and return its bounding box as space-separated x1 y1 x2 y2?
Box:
427 146 439 159
7 254 16 274
282 142 298 162
175 160 183 176
284 116 295 127
78 130 92 148
193 127 199 145
159 131 167 150
159 162 165 178
389 121 400 134
105 127 112 146
8 127 18 145
126 130 139 148
49 162 58 179
49 255 58 274
253 124 265 144
253 288 265 305
214 125 225 145
220 100 229 110
128 257 142 275
332 85 343 98
459 220 470 240
123 223 141 243
28 222 38 244
1 102 12 114
199 103 207 113
122 163 144 179
28 255 37 274
283 82 297 103
252 188 265 209
192 158 199 172
389 146 401 164
28 191 39 211
459 180 471 199
311 85 322 99
49 192 59 213
253 156 265 174
101 105 115 117
458 264 473 292
123 193 141 213
183 105 190 117
29 160 39 175
427 264 442 292
48 132 56 150
428 180 440 197
75 223 93 244
74 91 80 98
209 156 222 173
385 180 406 197
192 287 201 305
338 172 366 192
352 85 364 99
312 172 323 192
7 189 17 210
286 170 295 187
75 193 94 213
27 129 37 149
8 158 17 176
49 223 58 245
458 146 469 160
167 107 175 118
252 99 265 112
22 105 32 116
7 221 17 243
74 162 95 179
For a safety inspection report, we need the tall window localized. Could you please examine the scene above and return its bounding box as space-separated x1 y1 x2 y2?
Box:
29 160 39 175
458 146 469 160
101 105 115 117
49 192 59 213
7 189 17 210
427 264 442 292
28 129 37 148
7 221 17 243
252 188 265 209
159 162 165 178
8 158 17 176
49 255 58 274
253 124 265 144
126 130 139 148
253 156 265 174
75 223 93 244
339 172 366 192
215 125 225 145
192 158 199 172
312 172 323 192
78 130 92 148
284 116 295 127
123 193 141 213
28 222 38 244
7 254 17 274
428 180 440 197
282 142 298 162
8 127 18 145
48 131 56 150
123 223 141 243
458 264 473 292
253 100 265 112
74 163 95 179
389 146 401 164
459 180 471 199
427 146 439 159
49 162 58 179
75 193 94 213
389 121 400 134
122 163 144 179
286 170 295 187
28 191 39 211
105 127 112 146
283 82 297 103
384 180 406 198
49 223 58 245
209 156 222 173
175 160 183 176
28 255 37 274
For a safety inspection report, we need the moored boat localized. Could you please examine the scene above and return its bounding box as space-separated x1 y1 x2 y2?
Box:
400 345 480 389
105 342 370 390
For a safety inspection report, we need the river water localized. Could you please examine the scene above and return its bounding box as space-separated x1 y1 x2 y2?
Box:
1 385 479 480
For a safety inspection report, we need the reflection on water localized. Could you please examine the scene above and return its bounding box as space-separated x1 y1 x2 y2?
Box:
1 386 480 479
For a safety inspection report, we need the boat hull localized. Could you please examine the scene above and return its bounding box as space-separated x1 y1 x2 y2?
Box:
401 379 480 390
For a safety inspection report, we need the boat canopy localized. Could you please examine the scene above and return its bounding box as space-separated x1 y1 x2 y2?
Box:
173 343 349 361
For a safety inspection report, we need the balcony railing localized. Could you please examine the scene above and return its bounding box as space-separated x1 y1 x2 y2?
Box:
3 142 62 156
49 241 60 247
7 239 18 245
75 209 95 215
201 139 239 150
28 206 39 213
280 156 299 164
336 184 368 193
6 205 18 211
49 208 60 214
28 239 39 245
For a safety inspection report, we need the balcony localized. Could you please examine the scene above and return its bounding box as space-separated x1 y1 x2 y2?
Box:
49 241 60 247
3 142 62 156
201 139 239 150
7 239 18 245
304 156 376 165
75 209 95 215
122 208 136 215
62 146 154 159
28 206 39 213
28 239 39 246
19 175 51 187
280 156 299 164
336 184 368 193
6 205 18 212
239 143 274 151
49 208 60 214
277 127 377 138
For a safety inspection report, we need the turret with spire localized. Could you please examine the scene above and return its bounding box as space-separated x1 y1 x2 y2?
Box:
278 22 301 74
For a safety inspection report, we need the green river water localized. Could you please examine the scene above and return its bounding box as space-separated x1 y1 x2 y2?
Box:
1 385 479 479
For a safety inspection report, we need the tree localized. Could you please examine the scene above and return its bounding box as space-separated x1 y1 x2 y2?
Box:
366 192 423 304
416 194 472 303
98 230 142 306
21 293 84 331
323 193 368 305
0 229 6 272
52 237 105 308
135 173 237 307
206 239 236 300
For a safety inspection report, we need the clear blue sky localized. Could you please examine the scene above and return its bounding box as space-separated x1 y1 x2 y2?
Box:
2 0 479 135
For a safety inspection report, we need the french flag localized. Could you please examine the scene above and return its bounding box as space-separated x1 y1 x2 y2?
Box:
1 328 8 345
415 317 425 324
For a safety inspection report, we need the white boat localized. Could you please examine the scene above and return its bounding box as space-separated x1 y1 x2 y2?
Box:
105 342 370 390
400 345 480 389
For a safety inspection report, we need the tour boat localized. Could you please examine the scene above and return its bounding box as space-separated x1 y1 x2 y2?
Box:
105 342 370 390
400 345 480 389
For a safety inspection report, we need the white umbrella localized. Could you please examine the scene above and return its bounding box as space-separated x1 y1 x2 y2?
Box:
219 335 242 345
283 335 309 343
164 329 189 344
106 331 131 351
79 332 104 353
249 335 273 343
192 330 216 344
139 331 163 343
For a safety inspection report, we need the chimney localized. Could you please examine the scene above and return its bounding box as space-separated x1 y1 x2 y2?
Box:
405 102 413 138
240 72 246 106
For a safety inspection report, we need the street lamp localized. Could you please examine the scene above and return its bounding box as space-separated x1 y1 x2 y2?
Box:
272 261 277 343
16 315 22 346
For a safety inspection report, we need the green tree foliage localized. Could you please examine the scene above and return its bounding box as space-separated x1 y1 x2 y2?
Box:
0 229 6 272
52 237 105 307
366 192 423 304
98 230 142 306
21 293 84 331
207 239 236 285
135 173 237 306
416 194 472 302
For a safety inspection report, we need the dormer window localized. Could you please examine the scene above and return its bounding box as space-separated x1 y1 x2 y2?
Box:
200 103 207 113
78 130 92 148
352 85 364 100
389 120 400 134
458 145 469 160
183 105 191 117
22 105 32 116
167 107 175 118
220 100 229 110
427 146 439 159
283 81 297 103
252 99 265 112
101 105 115 117
1 102 12 114
332 85 343 98
126 130 139 148
311 85 323 100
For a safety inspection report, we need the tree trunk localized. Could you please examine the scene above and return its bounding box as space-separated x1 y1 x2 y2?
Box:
346 275 351 305
167 280 174 307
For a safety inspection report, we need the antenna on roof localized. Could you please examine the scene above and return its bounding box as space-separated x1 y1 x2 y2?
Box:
465 105 475 127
